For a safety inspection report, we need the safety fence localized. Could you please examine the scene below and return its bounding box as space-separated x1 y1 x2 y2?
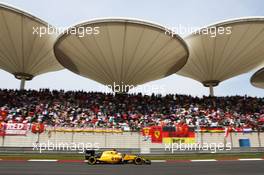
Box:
0 131 263 150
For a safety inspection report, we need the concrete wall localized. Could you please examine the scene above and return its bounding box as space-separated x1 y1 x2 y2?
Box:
0 131 263 148
231 132 262 147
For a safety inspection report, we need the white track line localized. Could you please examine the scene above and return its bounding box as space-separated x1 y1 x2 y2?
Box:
191 159 217 162
238 158 263 161
28 159 58 162
151 160 166 163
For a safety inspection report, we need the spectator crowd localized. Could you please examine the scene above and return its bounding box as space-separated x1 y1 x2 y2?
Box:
0 89 264 131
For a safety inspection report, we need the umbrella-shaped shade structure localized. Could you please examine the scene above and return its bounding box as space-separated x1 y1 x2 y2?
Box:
251 67 264 89
54 18 189 92
177 17 264 96
0 4 63 89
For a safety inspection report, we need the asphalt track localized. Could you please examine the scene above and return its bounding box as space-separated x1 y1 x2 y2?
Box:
0 161 263 175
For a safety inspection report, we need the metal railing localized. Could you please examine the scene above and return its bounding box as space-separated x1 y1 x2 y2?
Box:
0 147 264 155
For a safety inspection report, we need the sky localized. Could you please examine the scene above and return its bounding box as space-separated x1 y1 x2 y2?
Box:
1 0 264 97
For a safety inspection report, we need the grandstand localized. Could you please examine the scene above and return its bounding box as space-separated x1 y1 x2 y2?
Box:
0 3 264 154
0 89 264 131
0 1 264 175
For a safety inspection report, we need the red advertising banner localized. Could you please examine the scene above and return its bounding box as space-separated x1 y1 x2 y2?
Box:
3 123 29 136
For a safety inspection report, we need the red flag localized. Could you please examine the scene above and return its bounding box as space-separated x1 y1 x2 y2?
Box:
176 123 189 137
225 127 232 138
0 122 5 136
0 110 7 121
141 127 151 136
31 123 45 134
150 126 162 143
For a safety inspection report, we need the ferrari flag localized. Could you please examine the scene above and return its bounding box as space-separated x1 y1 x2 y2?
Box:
150 126 163 143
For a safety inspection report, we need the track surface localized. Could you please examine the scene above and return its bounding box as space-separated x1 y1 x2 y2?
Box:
0 161 263 175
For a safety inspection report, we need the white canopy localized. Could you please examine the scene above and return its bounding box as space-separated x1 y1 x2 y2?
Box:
54 18 189 91
251 67 264 89
177 17 264 95
0 4 62 88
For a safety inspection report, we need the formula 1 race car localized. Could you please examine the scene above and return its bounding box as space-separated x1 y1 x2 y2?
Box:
85 149 151 165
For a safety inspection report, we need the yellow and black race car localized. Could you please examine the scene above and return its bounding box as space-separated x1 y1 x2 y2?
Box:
85 150 151 165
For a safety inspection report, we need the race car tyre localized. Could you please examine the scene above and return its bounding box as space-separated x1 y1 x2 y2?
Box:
121 158 128 164
144 159 151 165
134 157 143 165
87 156 97 165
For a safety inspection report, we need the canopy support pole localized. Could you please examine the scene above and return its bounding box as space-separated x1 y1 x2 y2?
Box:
209 85 214 97
20 79 26 90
